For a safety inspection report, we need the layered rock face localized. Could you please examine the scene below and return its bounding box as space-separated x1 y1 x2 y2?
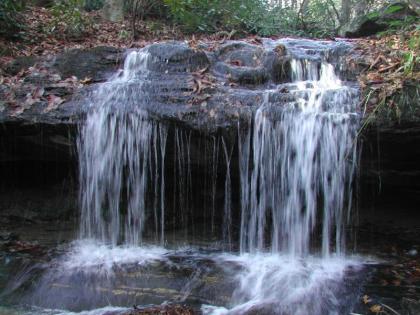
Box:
0 39 419 230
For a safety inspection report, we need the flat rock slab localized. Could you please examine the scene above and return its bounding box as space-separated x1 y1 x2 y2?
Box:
0 39 355 135
120 304 197 315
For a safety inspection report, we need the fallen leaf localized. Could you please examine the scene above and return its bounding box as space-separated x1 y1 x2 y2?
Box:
370 305 382 314
45 94 64 112
80 77 92 84
363 295 371 304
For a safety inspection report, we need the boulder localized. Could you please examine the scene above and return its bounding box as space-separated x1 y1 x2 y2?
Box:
102 0 124 22
342 2 418 38
53 46 123 82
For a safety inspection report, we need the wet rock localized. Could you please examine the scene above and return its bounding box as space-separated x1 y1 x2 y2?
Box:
121 304 197 315
212 41 290 85
53 46 123 82
0 232 18 242
407 249 418 257
4 56 39 76
402 298 420 315
0 40 356 134
146 42 210 73
242 303 286 315
342 2 418 38
213 42 268 85
0 233 44 255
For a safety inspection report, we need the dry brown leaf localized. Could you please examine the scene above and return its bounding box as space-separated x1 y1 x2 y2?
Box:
362 295 371 304
369 304 382 313
80 77 92 84
45 94 64 112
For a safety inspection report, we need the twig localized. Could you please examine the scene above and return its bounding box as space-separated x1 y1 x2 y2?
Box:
378 62 400 73
344 90 381 160
368 55 387 70
380 303 401 315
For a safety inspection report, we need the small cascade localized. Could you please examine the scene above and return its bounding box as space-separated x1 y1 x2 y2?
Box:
78 50 168 246
239 55 359 257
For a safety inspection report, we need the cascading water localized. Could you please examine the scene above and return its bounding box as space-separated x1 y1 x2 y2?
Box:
2 39 368 315
239 57 359 256
78 50 168 246
212 40 362 315
76 40 362 315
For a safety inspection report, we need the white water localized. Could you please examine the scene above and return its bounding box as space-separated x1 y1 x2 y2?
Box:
239 56 359 257
60 240 170 275
78 50 168 246
220 42 361 314
203 254 363 315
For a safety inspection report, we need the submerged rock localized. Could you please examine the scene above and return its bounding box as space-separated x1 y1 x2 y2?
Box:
121 304 197 315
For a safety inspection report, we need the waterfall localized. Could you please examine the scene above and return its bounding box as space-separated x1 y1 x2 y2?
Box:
78 45 359 255
239 57 359 257
78 50 168 246
7 40 366 315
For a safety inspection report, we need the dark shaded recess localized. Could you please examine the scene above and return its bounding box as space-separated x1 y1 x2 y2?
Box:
344 2 418 38
2 113 420 247
347 20 387 38
358 124 420 230
0 121 78 223
0 118 242 243
142 122 241 243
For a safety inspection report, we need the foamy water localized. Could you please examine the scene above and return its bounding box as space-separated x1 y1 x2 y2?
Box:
202 254 364 315
61 240 170 275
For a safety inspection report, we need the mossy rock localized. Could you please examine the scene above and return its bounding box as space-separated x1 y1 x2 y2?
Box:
341 2 419 38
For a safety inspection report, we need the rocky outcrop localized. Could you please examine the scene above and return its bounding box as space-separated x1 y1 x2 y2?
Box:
342 2 418 38
1 38 419 227
0 38 355 224
358 81 420 224
0 39 352 133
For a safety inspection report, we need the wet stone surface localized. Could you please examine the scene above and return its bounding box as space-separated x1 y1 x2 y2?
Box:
0 38 354 133
0 221 418 315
